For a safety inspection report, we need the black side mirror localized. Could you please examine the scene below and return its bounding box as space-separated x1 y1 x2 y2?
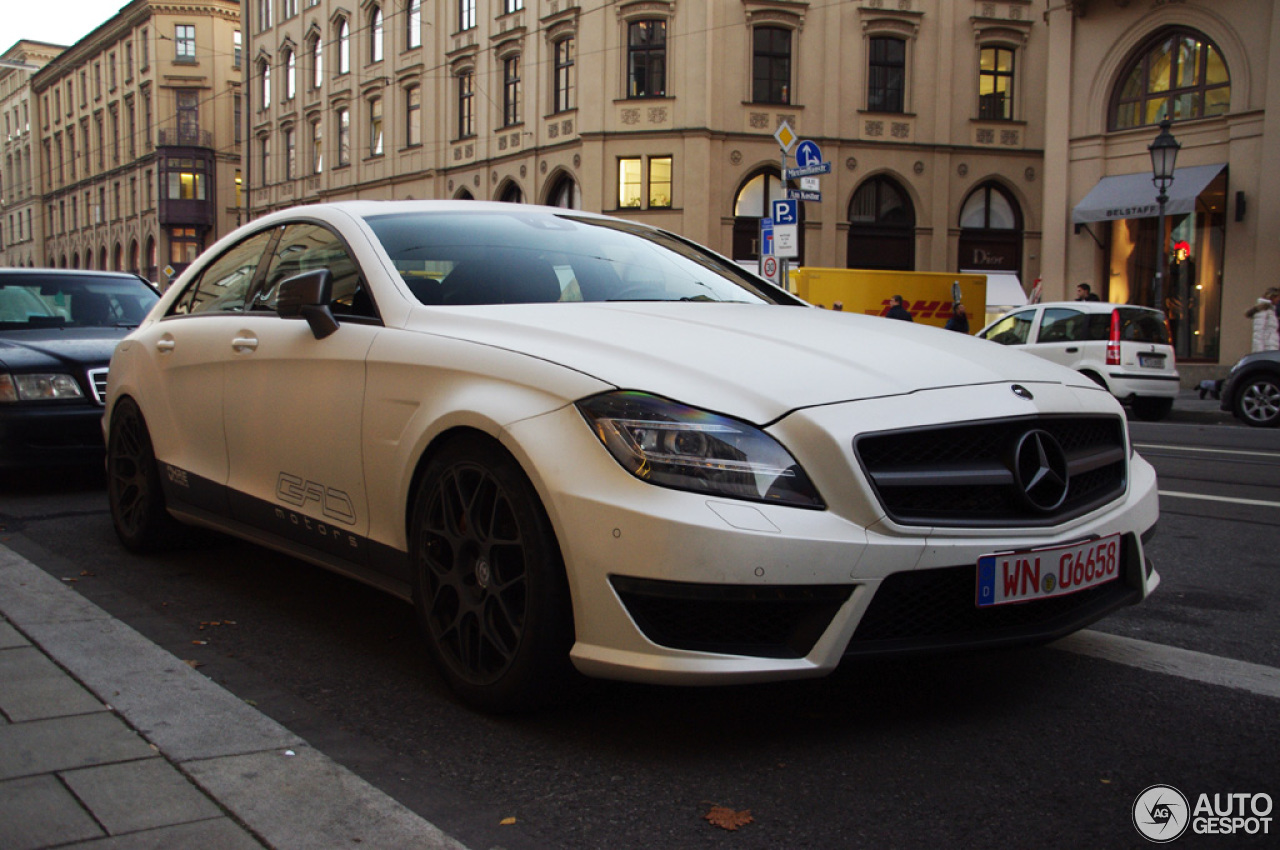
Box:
276 269 340 339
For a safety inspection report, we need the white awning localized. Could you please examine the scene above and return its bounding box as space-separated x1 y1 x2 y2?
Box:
1072 164 1226 224
962 270 1026 309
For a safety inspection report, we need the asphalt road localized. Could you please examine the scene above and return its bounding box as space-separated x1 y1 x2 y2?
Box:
1 414 1277 849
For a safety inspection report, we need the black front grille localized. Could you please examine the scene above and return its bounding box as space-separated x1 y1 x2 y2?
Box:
611 576 853 659
845 533 1143 656
856 415 1128 527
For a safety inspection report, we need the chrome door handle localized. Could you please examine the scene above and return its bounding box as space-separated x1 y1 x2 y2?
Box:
156 338 176 353
231 335 258 352
1065 347 1079 353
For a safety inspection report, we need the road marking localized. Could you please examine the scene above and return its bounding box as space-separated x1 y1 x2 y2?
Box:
1158 490 1280 509
1054 630 1280 700
1135 442 1280 460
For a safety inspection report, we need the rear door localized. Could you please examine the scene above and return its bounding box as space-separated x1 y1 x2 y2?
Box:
129 227 278 514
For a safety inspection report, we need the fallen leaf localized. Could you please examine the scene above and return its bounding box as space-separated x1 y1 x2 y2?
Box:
183 660 204 669
61 577 78 583
704 806 754 832
80 570 95 577
500 817 517 826
191 640 208 645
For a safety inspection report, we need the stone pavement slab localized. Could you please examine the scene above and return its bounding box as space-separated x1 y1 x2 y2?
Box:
61 758 224 835
0 712 156 781
0 775 104 850
0 645 110 722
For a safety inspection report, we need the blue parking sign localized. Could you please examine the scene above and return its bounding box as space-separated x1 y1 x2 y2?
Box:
772 199 798 225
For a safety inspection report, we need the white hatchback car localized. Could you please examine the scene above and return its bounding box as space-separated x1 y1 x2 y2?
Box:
977 301 1180 421
105 202 1161 712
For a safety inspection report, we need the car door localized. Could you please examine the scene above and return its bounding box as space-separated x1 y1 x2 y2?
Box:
222 221 382 566
979 307 1037 347
1030 307 1088 371
129 227 279 514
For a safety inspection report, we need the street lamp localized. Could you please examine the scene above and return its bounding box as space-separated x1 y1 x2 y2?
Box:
1148 117 1180 313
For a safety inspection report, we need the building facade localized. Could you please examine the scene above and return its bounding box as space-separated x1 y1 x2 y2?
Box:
1042 0 1279 380
246 0 1050 290
30 0 243 288
1 41 65 269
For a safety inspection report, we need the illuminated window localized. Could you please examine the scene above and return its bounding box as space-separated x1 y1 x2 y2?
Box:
1111 27 1230 130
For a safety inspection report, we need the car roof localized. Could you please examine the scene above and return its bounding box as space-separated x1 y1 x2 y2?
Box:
0 268 148 281
1016 301 1160 314
250 199 625 229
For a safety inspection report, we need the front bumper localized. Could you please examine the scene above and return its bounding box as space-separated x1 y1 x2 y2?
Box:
505 384 1160 685
0 403 107 468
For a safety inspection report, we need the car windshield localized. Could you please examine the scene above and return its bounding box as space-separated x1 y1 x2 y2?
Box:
0 274 159 331
365 210 792 306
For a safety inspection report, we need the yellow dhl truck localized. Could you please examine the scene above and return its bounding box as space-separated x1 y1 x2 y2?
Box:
789 268 988 332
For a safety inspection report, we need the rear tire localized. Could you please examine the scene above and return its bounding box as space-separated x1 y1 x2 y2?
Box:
107 398 186 552
1234 375 1280 428
1131 396 1173 422
409 434 576 713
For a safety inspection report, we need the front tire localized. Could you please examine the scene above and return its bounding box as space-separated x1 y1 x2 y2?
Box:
409 434 575 712
1234 375 1280 427
106 398 186 551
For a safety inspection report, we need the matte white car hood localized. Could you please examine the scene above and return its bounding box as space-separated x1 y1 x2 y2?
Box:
408 302 1094 423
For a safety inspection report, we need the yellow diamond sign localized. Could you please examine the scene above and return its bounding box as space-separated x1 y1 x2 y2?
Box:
774 121 796 153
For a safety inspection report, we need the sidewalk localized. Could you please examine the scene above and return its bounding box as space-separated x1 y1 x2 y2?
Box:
0 545 467 850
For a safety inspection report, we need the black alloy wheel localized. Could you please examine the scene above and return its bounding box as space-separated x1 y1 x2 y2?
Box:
107 398 183 551
1235 374 1280 427
410 434 574 712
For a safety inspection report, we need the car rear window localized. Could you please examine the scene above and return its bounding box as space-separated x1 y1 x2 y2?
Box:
1115 308 1170 344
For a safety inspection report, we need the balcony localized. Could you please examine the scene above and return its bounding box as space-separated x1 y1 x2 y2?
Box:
157 128 213 149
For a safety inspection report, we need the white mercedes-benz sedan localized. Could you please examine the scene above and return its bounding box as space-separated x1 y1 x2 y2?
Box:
104 201 1160 712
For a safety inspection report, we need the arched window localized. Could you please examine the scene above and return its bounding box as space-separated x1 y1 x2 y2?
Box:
958 181 1023 278
370 7 384 63
310 34 323 89
1110 28 1229 131
498 181 523 203
546 173 580 209
72 251 80 268
847 175 915 271
259 59 271 108
113 243 124 271
145 236 157 283
337 18 350 75
732 170 801 263
129 240 139 275
284 48 296 100
455 187 474 200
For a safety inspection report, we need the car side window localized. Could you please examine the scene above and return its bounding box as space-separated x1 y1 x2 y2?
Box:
1037 308 1084 343
981 310 1034 345
254 223 378 320
169 229 277 316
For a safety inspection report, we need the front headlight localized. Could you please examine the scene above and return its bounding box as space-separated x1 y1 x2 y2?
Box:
0 373 85 402
577 391 824 509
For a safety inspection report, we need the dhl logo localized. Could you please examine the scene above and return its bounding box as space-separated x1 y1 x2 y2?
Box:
864 300 958 319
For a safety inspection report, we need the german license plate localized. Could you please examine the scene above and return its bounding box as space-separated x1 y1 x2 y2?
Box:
976 534 1121 607
1138 353 1164 368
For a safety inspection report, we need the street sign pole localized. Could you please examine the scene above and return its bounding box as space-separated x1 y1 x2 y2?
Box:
779 145 789 291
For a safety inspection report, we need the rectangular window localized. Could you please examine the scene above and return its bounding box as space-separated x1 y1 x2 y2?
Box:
752 27 791 104
336 107 350 165
143 92 152 150
141 28 149 69
165 162 206 200
504 0 523 12
649 156 672 208
406 86 421 146
95 117 104 169
79 71 87 106
285 126 296 178
369 98 383 156
312 37 323 88
109 53 117 90
144 169 153 209
868 36 905 114
234 30 242 69
978 46 1014 120
284 0 298 18
176 25 197 63
127 102 136 159
234 169 242 208
125 42 133 81
110 108 120 164
627 21 666 98
554 38 575 113
502 56 521 127
338 20 350 74
93 62 102 99
407 0 421 49
129 176 136 216
258 0 272 31
459 0 475 31
457 71 474 138
177 90 199 143
233 93 241 143
618 158 641 208
311 120 323 173
260 134 271 181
